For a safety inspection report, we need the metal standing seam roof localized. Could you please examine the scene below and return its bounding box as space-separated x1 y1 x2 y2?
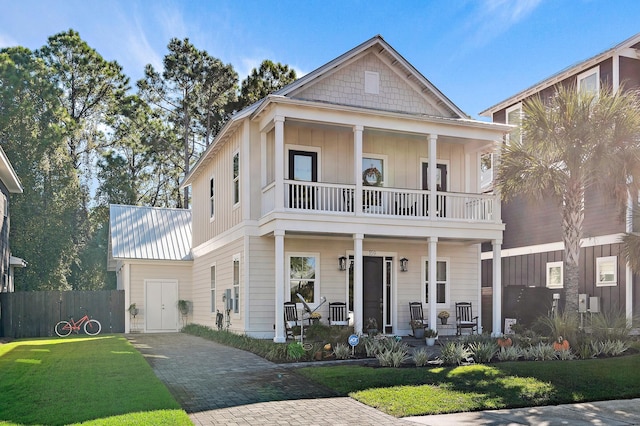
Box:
109 204 192 261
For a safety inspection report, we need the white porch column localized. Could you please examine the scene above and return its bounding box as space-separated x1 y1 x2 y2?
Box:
353 233 364 334
273 230 286 343
354 125 363 215
626 190 633 325
428 237 438 331
428 134 437 219
492 239 502 336
274 116 285 212
260 131 267 188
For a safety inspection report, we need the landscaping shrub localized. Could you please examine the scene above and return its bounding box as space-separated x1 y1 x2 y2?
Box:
468 340 498 363
440 341 472 366
412 348 430 367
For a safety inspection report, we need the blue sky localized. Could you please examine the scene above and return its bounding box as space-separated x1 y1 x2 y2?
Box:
1 0 639 119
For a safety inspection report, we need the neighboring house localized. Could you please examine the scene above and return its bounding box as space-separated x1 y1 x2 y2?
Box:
480 33 640 326
108 204 192 333
111 36 510 339
0 145 24 293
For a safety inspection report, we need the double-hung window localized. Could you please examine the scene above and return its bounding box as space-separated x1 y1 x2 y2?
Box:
506 103 522 145
424 258 448 305
209 177 215 219
233 152 239 205
546 261 563 288
596 256 617 286
210 264 216 313
232 254 240 313
288 254 318 304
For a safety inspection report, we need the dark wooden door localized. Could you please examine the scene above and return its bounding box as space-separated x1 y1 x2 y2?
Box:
363 256 383 330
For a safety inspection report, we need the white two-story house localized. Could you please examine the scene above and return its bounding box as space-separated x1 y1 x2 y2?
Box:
110 35 510 340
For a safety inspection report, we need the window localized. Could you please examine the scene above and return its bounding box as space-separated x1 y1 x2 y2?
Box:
362 156 384 186
424 259 448 305
210 265 216 313
596 256 617 286
232 254 240 313
289 254 318 304
506 103 522 144
209 177 215 219
577 67 599 95
233 151 239 205
546 261 563 288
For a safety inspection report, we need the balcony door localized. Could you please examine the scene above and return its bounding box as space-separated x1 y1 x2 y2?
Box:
288 150 317 209
422 162 447 217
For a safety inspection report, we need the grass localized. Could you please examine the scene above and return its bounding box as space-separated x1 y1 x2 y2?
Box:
0 335 192 426
297 354 640 417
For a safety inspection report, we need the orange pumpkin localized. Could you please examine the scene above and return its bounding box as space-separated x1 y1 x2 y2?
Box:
497 337 512 347
553 336 570 351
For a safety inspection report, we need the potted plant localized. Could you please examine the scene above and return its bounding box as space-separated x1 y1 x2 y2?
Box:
366 317 378 335
424 328 438 346
310 311 322 325
410 320 425 338
437 310 450 325
178 300 190 316
127 303 138 318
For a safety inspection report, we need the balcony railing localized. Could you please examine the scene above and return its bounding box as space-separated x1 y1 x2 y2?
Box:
261 180 497 222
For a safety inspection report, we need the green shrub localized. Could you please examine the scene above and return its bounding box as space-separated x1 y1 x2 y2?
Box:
589 308 634 342
334 343 351 359
440 341 472 366
535 310 579 345
469 340 498 363
412 348 430 367
287 342 305 360
496 346 522 361
376 347 409 367
523 343 556 361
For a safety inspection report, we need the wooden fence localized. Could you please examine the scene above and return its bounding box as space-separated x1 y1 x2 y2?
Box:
0 290 125 338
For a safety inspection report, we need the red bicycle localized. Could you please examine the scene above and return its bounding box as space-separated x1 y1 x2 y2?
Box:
54 308 102 337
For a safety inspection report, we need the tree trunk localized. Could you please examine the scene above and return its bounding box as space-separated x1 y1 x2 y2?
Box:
561 181 584 313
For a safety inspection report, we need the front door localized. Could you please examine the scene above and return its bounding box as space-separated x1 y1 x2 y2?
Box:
145 280 178 332
422 162 447 216
288 150 317 209
363 256 383 332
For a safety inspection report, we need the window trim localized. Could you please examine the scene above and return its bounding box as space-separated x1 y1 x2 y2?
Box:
596 256 617 287
577 66 600 95
287 252 320 305
285 144 322 182
546 261 563 289
232 253 240 313
422 256 450 308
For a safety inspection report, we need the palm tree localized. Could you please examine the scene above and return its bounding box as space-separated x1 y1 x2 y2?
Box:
497 84 640 313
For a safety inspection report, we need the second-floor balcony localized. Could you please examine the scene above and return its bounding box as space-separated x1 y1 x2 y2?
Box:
261 180 498 223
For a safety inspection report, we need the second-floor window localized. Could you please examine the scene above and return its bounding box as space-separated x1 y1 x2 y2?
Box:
596 256 617 287
209 177 215 219
233 152 239 205
506 103 522 144
577 66 599 95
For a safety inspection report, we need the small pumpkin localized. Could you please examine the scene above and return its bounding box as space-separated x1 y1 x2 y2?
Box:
497 336 512 347
553 336 570 351
323 343 332 351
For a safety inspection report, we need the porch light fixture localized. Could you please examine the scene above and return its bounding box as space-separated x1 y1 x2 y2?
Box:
400 257 409 272
339 256 347 271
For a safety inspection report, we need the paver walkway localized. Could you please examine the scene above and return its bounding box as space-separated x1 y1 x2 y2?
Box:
128 333 411 425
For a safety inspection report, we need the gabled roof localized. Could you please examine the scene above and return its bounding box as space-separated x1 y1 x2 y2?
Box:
0 145 22 194
480 32 640 117
109 204 192 264
270 35 469 118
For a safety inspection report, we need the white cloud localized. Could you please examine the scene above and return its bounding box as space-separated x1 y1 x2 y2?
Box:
0 33 19 49
464 0 543 47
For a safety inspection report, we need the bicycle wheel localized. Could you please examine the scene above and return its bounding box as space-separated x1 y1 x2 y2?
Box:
55 321 72 337
84 319 101 336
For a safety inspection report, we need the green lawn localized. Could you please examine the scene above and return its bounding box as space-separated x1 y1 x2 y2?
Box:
297 354 640 417
0 335 192 426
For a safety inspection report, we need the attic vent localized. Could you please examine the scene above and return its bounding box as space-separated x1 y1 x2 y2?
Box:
364 71 379 94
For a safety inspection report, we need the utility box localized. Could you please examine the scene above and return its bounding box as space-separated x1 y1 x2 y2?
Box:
589 296 600 313
578 294 588 313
